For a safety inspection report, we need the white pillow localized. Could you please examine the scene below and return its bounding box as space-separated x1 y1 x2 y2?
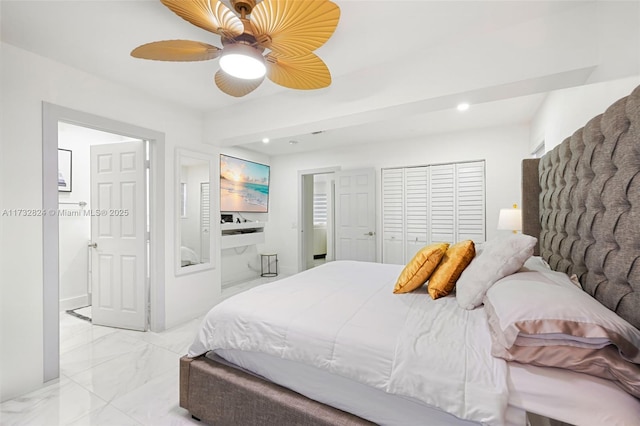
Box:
518 255 551 273
484 270 640 359
455 234 537 309
483 270 640 398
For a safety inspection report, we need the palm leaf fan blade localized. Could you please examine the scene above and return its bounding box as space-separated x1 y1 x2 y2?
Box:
251 0 340 57
131 40 221 61
266 52 331 90
161 0 243 38
214 69 264 97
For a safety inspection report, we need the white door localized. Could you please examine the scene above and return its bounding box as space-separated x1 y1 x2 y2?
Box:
335 168 376 262
455 161 486 243
405 166 429 259
200 182 211 263
90 141 147 331
429 164 455 243
381 168 404 264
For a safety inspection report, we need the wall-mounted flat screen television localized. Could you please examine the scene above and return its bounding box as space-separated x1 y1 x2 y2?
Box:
220 154 270 213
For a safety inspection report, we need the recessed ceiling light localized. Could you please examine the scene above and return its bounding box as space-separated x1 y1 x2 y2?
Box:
262 138 270 144
289 140 298 145
457 103 470 112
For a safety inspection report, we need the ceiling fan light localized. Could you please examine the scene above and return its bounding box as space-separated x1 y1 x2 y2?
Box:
220 44 266 80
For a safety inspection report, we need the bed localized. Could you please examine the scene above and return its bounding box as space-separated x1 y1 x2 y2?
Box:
180 84 640 425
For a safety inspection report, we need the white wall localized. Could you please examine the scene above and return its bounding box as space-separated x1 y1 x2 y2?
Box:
530 76 640 153
267 125 530 274
586 2 640 85
0 42 221 402
58 139 92 311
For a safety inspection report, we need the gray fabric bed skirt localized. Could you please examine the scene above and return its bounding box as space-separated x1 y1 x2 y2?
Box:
180 355 375 426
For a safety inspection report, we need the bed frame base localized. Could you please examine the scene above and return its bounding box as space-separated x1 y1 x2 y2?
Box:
180 355 374 426
180 353 577 426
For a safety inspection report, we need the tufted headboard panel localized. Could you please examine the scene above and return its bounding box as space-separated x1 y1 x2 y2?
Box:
534 85 640 329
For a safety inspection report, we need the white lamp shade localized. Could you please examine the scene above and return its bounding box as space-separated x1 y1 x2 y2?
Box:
219 44 266 80
497 208 522 232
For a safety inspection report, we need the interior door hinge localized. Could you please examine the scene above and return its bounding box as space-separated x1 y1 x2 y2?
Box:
145 159 150 169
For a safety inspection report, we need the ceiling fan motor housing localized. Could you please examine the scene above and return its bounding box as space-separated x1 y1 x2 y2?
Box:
231 0 257 15
221 32 264 52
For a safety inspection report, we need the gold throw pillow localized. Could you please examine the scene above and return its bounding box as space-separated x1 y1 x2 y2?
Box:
428 240 476 299
393 242 450 294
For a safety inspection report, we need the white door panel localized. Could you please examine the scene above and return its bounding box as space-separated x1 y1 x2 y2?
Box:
405 166 429 258
455 162 486 243
335 169 376 262
91 141 146 331
430 165 455 243
382 168 404 264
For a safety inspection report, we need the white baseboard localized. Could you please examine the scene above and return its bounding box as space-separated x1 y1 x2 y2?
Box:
60 294 89 312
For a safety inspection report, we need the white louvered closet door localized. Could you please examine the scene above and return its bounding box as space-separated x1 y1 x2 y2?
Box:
382 168 404 264
456 162 485 243
404 167 429 260
429 164 455 243
382 161 485 264
200 182 210 263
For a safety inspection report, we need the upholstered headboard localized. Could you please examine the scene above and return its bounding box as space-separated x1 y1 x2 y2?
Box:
522 85 640 329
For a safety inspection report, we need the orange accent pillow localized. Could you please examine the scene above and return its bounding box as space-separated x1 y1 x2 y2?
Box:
393 243 450 294
428 240 476 299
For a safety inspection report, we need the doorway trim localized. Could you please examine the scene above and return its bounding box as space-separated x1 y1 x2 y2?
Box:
297 166 340 272
42 102 166 382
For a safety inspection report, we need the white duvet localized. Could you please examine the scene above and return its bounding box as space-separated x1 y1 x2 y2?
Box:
188 260 510 425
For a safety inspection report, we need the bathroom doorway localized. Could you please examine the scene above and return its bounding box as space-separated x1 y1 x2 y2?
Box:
58 123 148 330
42 103 166 382
298 167 339 272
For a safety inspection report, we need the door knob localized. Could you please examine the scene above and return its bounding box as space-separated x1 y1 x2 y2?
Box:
364 231 375 236
88 242 97 248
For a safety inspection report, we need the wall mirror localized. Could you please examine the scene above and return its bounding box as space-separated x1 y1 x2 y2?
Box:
175 148 215 275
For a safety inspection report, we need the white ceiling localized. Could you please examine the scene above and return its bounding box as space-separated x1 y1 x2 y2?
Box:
2 0 639 156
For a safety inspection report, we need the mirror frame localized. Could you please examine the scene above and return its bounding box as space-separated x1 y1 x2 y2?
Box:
175 148 216 276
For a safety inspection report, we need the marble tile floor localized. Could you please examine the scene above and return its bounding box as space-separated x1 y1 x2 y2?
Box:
0 274 286 426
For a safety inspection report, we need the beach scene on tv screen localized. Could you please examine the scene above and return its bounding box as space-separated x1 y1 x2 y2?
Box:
220 155 270 212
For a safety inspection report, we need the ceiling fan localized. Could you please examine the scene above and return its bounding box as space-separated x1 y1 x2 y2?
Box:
131 0 340 97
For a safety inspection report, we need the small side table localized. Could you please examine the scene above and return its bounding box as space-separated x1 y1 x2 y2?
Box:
260 253 278 277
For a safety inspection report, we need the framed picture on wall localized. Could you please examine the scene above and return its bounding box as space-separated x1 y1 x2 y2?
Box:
58 148 72 192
